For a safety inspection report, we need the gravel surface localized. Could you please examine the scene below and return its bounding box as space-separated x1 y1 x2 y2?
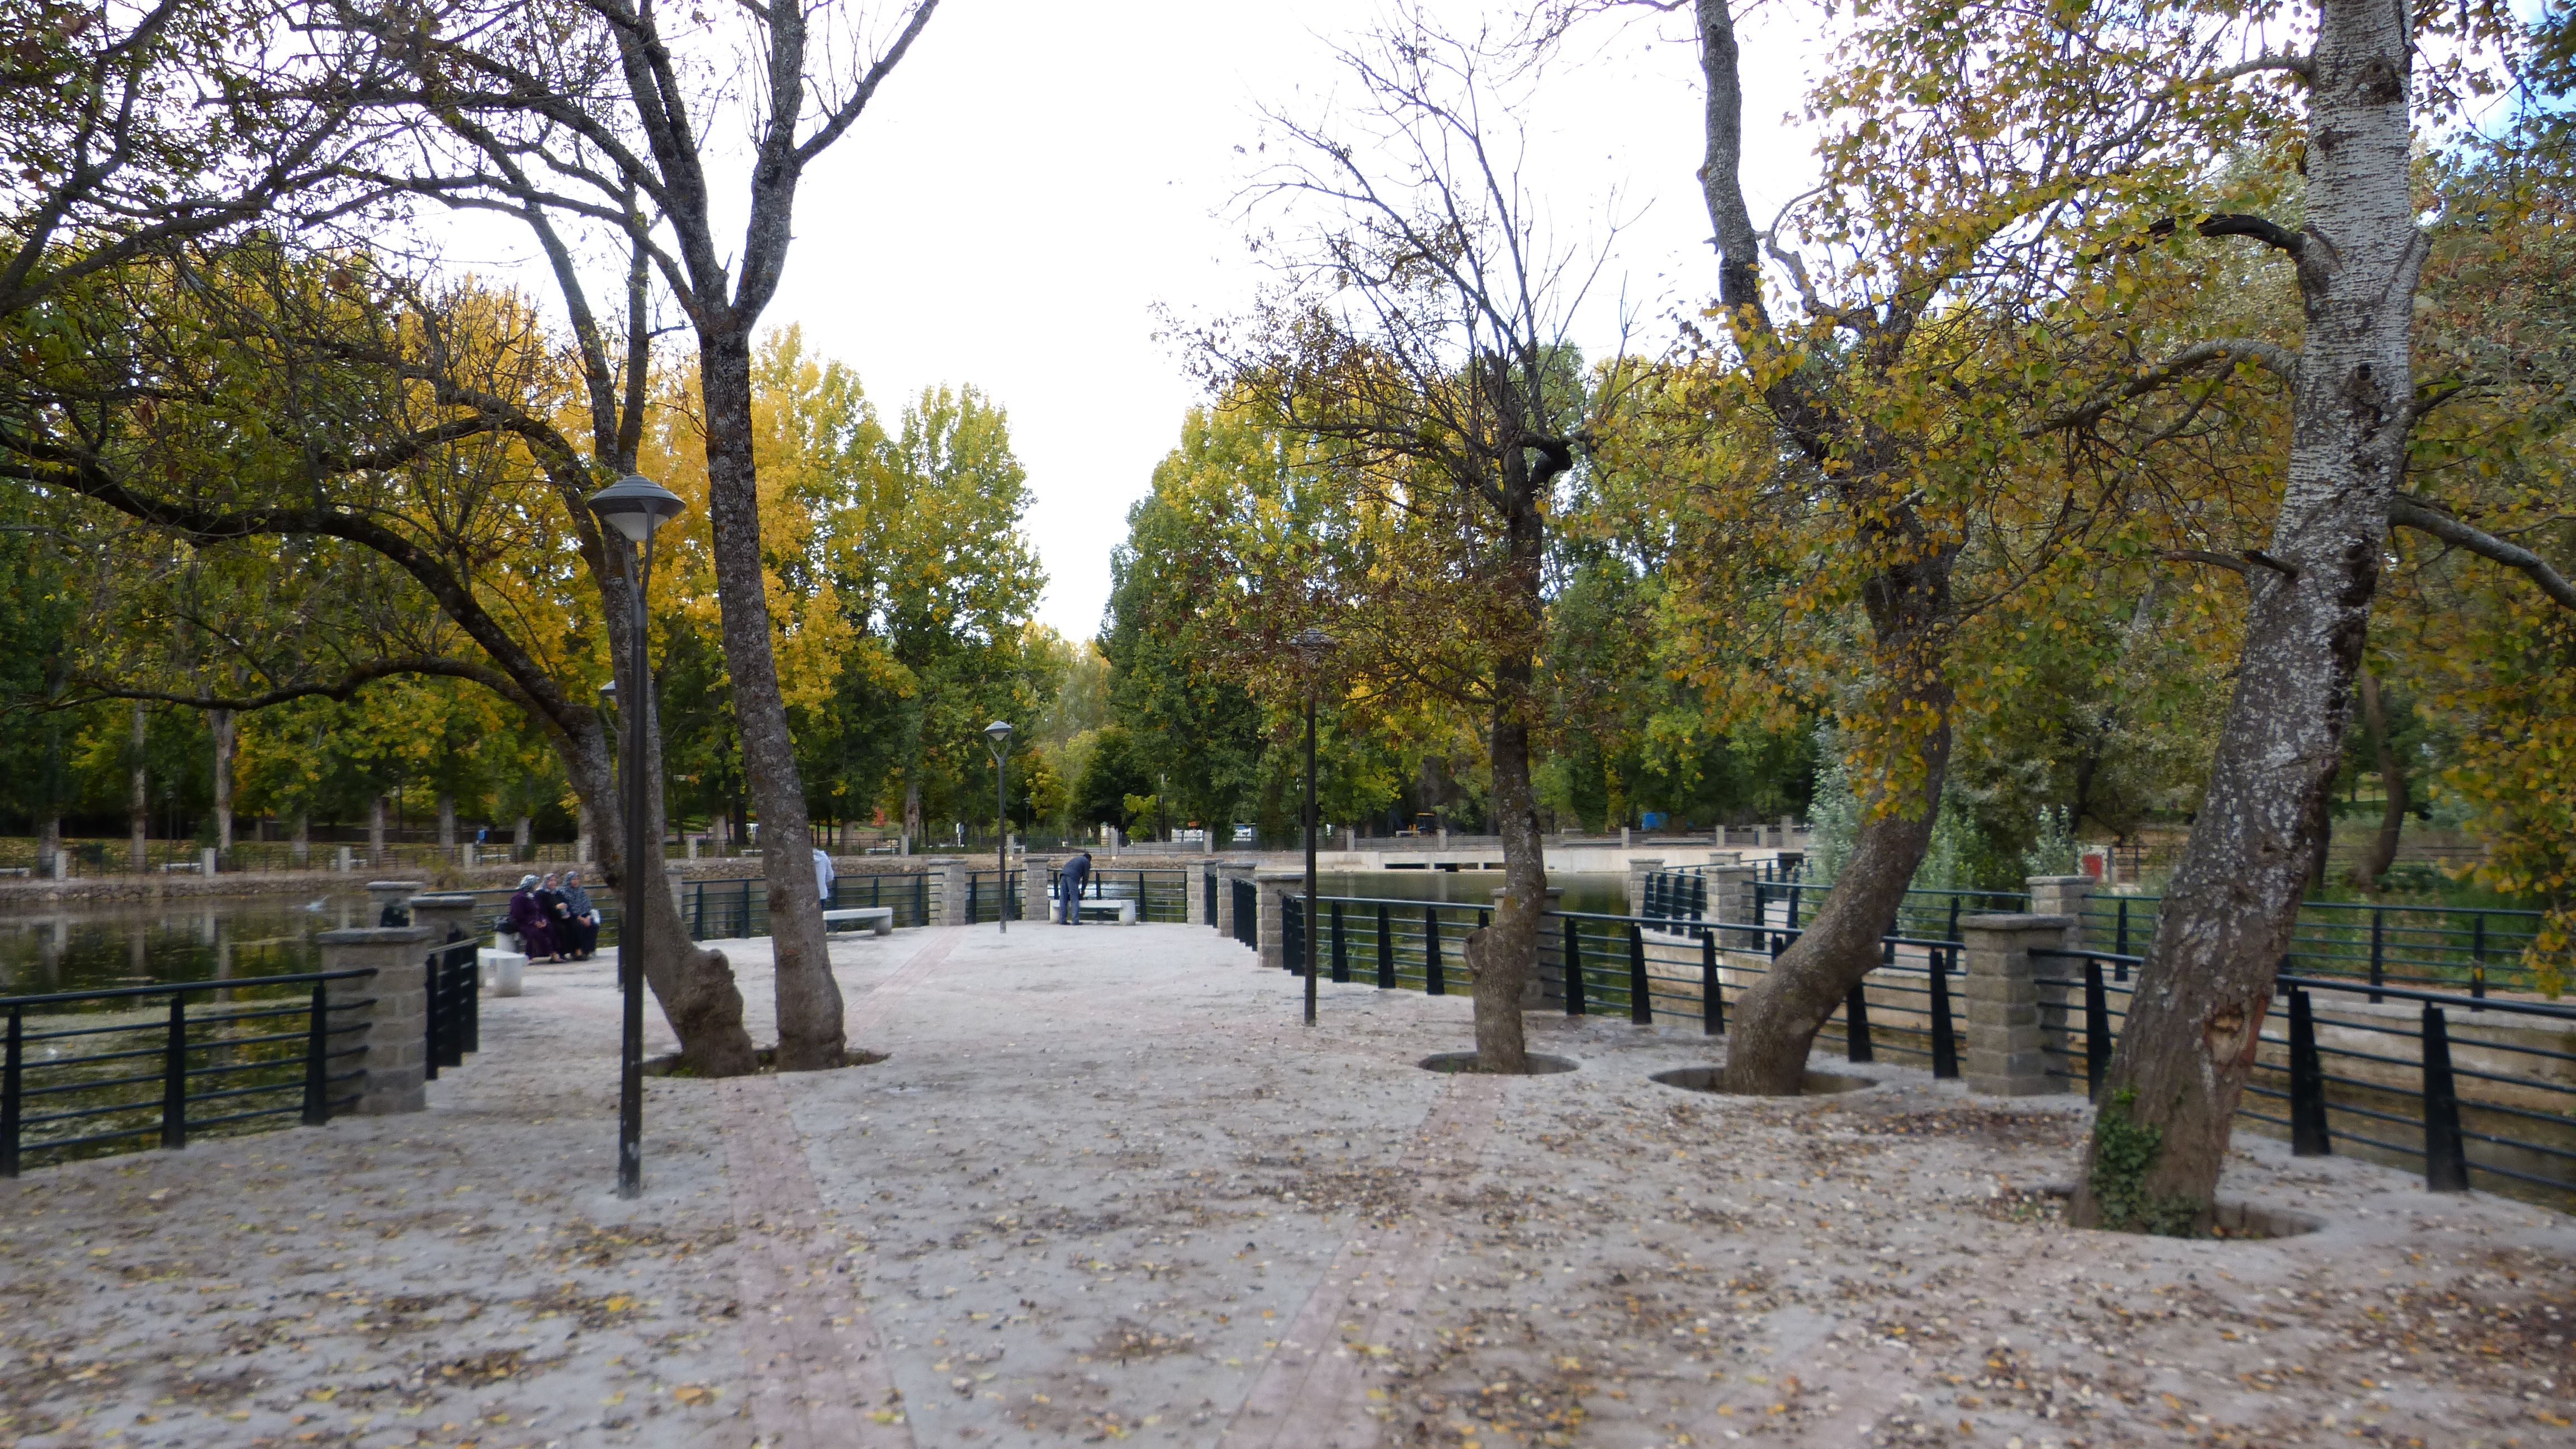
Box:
2 922 2569 1449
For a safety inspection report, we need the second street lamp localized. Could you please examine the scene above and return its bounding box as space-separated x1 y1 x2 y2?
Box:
984 720 1014 933
586 472 685 1200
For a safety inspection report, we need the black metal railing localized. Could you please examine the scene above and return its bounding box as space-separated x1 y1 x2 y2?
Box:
671 873 944 940
2032 946 2575 1205
424 938 479 1081
1040 868 1191 922
1 968 377 1176
963 871 1022 925
1231 880 1258 950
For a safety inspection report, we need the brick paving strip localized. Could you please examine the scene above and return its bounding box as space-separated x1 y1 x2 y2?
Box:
717 927 966 1448
1221 1069 1508 1449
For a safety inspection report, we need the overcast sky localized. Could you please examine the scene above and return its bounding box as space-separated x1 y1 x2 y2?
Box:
438 2 1824 641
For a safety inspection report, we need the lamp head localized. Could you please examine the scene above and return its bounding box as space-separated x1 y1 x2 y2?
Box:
586 473 687 544
984 719 1014 751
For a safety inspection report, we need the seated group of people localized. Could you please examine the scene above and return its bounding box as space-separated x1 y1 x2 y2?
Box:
505 870 600 961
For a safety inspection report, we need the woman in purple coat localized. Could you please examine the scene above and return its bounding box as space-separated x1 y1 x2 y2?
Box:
506 874 560 961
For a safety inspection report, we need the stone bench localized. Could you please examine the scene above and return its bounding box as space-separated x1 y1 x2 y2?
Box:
822 906 894 936
1050 896 1138 925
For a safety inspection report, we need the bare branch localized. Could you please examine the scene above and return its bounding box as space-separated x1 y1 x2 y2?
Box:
2391 495 2576 613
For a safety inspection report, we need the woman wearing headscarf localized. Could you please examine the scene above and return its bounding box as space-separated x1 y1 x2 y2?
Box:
559 869 600 960
506 874 560 962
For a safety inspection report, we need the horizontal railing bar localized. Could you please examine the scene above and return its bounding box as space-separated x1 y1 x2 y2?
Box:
0 968 376 1012
18 1123 162 1153
21 1070 165 1100
184 1104 309 1131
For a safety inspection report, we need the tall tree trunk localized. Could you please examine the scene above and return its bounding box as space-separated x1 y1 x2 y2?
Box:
2071 0 2423 1232
514 815 532 857
37 813 59 877
2356 670 2406 888
553 684 760 1077
903 777 921 851
1698 0 1959 1092
127 701 146 872
211 708 235 855
437 791 457 851
292 810 309 868
699 328 844 1069
368 795 387 865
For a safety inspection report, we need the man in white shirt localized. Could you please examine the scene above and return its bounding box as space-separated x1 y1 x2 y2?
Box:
812 845 836 906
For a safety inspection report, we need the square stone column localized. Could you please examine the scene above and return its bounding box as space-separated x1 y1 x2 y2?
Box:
1959 912 2077 1097
2025 875 2094 939
1187 864 1210 926
1256 872 1304 972
1707 863 1759 951
315 926 435 1115
408 892 482 945
1213 860 1257 941
1623 858 1665 918
935 856 970 926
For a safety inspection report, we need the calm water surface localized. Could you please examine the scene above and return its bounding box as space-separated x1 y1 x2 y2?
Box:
0 893 374 997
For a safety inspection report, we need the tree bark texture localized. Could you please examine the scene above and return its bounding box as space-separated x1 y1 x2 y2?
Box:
292 811 309 868
212 708 235 854
2072 0 2424 1231
2356 670 2405 888
698 329 844 1069
437 791 457 851
1698 0 1959 1092
1475 693 1542 1074
127 701 146 871
367 795 386 864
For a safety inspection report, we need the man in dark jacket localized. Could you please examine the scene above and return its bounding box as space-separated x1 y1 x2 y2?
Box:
1058 850 1092 924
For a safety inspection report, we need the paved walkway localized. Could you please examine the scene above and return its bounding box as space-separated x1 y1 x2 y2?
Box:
2 923 2570 1448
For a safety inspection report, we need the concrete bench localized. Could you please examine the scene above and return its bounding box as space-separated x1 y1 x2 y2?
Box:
822 906 894 936
1049 896 1138 925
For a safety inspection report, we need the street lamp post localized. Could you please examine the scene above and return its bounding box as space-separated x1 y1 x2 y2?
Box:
586 473 686 1200
984 720 1014 932
1292 628 1334 1026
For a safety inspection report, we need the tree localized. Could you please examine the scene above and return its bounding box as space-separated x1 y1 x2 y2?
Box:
328 0 942 1071
2 244 763 1073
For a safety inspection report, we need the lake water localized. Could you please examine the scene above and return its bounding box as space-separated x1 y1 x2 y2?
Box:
0 894 372 998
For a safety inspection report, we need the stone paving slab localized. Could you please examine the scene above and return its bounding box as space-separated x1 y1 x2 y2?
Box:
2 921 2570 1449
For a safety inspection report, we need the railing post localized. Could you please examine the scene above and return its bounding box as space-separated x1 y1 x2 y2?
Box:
1330 903 1349 983
2114 897 2129 959
2083 956 2111 1100
1628 922 1651 1025
2287 988 2330 1156
2 1010 20 1178
1844 981 1873 1063
1424 907 1445 996
2470 914 2487 1006
1565 917 1585 1016
160 994 188 1150
2422 1005 2469 1192
2369 907 2386 1004
1701 932 1721 1036
1929 945 1957 1079
462 945 480 1055
968 875 979 924
301 981 332 1126
1376 904 1395 988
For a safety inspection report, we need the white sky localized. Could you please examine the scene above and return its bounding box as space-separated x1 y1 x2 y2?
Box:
768 0 1830 640
435 1 1825 641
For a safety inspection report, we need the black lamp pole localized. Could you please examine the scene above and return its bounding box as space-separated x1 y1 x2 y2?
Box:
1292 629 1333 1026
587 474 685 1201
985 721 1014 932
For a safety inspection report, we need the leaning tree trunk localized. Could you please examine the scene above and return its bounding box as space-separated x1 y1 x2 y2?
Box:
553 697 761 1077
2356 670 2406 889
699 328 845 1069
2071 0 2423 1232
1722 665 1952 1094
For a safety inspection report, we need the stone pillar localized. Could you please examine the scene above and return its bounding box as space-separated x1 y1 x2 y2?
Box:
1213 860 1257 943
1961 913 2076 1097
2025 875 2093 941
366 879 425 927
315 926 433 1115
334 845 352 874
1256 872 1304 973
200 846 218 877
1620 825 1631 848
1187 864 1208 926
1707 863 1759 950
1623 858 1665 918
408 892 480 945
936 856 970 926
